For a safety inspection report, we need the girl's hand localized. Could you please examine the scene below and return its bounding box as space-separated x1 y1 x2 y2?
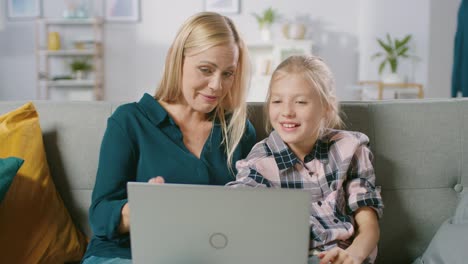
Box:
318 247 363 264
148 176 165 184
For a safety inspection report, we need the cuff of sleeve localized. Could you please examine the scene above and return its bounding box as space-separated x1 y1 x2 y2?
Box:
347 194 384 219
108 199 129 241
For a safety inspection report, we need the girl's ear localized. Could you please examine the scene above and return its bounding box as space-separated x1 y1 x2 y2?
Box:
320 104 333 130
323 104 332 120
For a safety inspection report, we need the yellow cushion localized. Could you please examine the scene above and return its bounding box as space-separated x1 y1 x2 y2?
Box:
0 102 87 263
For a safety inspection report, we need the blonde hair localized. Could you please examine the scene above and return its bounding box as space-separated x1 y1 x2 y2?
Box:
155 12 250 169
265 55 343 133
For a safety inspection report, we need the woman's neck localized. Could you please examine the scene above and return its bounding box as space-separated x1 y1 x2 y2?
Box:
159 100 209 125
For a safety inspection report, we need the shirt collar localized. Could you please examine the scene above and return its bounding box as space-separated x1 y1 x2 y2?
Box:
304 138 330 164
137 93 172 127
265 131 300 171
266 130 330 171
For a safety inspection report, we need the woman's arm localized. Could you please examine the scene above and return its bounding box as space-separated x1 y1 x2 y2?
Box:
89 117 137 240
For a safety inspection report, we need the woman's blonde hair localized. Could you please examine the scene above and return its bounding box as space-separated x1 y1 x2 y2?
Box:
155 12 250 169
265 55 343 134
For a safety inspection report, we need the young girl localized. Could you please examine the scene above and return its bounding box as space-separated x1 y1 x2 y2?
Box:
227 55 384 264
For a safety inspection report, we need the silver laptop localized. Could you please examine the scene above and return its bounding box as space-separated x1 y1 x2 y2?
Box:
127 182 311 264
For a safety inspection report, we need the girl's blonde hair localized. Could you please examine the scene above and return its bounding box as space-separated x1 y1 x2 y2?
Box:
265 55 343 133
155 12 250 169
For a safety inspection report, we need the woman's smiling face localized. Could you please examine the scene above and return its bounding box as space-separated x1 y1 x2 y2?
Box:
180 43 239 114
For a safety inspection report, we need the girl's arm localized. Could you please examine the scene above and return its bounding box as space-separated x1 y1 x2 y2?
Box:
345 207 380 261
318 207 379 264
320 137 383 264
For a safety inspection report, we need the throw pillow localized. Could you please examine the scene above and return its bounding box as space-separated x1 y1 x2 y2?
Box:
412 193 468 264
0 102 88 263
0 157 24 203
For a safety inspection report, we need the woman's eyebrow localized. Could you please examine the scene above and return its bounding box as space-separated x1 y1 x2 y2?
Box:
199 61 236 70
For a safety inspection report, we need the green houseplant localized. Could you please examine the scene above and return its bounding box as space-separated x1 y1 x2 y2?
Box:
252 7 278 29
70 58 92 79
372 33 413 82
252 7 278 41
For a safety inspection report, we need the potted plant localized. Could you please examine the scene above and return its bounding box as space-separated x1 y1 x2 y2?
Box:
371 33 414 83
252 7 278 41
70 58 92 80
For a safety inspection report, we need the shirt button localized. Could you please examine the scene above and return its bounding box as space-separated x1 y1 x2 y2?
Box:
317 201 322 206
333 219 339 223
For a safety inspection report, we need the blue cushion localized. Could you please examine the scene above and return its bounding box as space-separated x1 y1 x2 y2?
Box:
0 157 24 203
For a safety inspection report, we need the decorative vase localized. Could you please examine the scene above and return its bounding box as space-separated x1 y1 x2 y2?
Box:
260 27 272 42
381 73 403 84
74 70 85 80
48 32 61 51
282 23 306 40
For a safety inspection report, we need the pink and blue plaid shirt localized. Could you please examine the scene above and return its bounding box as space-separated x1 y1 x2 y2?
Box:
227 129 384 263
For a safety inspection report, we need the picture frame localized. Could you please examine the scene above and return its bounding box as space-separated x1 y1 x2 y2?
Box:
204 0 240 14
7 0 41 19
104 0 140 22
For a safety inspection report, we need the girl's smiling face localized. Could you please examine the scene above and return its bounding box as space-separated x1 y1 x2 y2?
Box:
268 73 327 159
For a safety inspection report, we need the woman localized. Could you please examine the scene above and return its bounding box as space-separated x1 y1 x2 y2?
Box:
82 12 256 263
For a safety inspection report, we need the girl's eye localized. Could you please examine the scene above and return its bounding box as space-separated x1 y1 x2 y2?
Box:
296 101 307 104
271 100 281 104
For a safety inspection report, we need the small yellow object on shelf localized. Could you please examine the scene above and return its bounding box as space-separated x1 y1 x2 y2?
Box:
48 32 61 50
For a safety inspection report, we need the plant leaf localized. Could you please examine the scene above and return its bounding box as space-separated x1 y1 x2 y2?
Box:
395 38 401 50
371 52 384 60
399 35 412 47
398 47 409 56
377 39 393 54
386 33 394 49
378 61 387 75
389 58 398 73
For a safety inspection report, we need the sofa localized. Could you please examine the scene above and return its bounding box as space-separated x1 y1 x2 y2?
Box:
1 99 467 263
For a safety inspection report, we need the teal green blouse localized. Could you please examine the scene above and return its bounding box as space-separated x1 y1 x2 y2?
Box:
83 93 256 260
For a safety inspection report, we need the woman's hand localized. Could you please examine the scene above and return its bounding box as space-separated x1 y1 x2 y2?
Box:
318 247 363 264
148 176 165 184
117 176 166 234
118 202 130 234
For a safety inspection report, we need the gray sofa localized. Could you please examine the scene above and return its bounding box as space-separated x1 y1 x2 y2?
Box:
1 99 467 263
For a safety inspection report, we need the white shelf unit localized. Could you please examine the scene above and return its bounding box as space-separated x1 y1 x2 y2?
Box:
48 80 95 87
247 40 314 102
40 49 98 56
35 18 104 100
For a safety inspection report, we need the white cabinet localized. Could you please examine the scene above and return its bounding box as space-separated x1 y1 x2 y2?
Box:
35 18 104 100
247 40 313 102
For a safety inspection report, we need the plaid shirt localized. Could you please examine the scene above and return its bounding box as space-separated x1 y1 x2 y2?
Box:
227 129 384 263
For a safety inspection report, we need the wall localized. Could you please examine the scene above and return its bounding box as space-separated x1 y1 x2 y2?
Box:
0 0 462 101
358 0 430 86
427 0 462 98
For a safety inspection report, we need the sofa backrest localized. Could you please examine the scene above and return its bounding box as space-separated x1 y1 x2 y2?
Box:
1 99 467 263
